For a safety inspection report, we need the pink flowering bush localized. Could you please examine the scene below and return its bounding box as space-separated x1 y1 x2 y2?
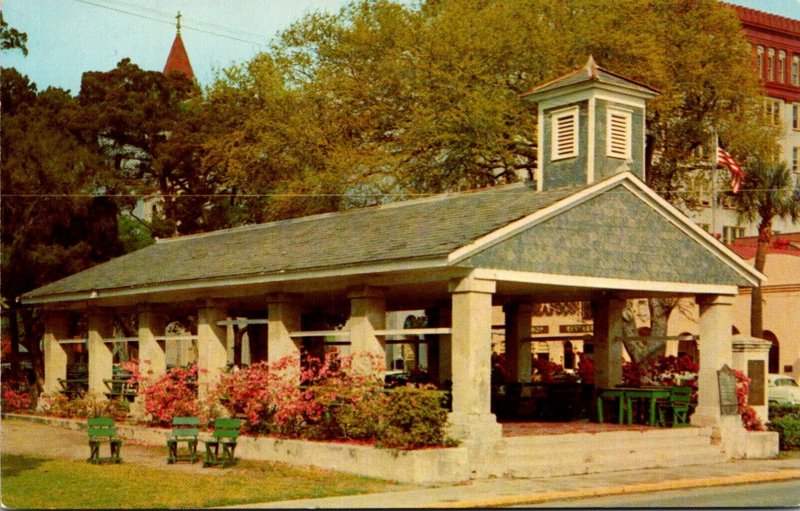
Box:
732 368 765 431
1 382 32 412
139 365 200 427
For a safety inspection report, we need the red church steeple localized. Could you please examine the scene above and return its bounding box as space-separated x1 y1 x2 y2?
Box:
163 12 194 80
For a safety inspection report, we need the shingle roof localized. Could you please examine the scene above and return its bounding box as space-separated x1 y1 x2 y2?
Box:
520 56 660 99
22 183 586 300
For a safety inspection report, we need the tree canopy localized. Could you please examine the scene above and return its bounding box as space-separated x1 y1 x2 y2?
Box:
201 0 770 221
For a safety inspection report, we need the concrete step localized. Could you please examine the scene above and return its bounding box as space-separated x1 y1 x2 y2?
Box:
504 427 713 451
504 431 726 478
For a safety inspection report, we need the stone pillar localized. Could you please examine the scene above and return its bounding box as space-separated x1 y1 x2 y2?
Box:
267 294 302 363
592 298 624 388
138 308 167 379
87 311 114 398
448 277 501 439
503 303 533 383
42 311 69 396
732 336 772 424
348 286 386 371
197 302 228 399
693 294 735 428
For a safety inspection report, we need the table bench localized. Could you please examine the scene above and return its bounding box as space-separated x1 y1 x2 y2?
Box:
58 378 88 398
103 378 138 401
167 417 200 464
87 417 122 464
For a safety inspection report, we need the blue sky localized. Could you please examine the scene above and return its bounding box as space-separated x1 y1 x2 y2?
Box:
3 0 800 94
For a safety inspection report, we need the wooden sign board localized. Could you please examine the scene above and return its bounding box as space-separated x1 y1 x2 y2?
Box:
717 364 739 416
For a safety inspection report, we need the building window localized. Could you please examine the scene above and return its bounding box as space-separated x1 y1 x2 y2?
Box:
778 51 786 83
792 56 799 86
551 106 579 161
793 147 800 174
697 223 711 233
722 226 745 245
606 107 631 159
691 173 711 205
768 48 775 81
764 99 781 126
794 104 800 130
757 46 764 79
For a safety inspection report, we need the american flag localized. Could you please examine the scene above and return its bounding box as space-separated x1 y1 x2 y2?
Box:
716 147 744 194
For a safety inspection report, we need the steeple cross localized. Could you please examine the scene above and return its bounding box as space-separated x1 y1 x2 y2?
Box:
176 11 182 35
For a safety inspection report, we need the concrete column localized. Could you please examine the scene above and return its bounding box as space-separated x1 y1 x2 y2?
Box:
197 302 228 400
693 294 735 428
137 308 167 380
348 286 386 371
592 298 624 388
503 303 533 383
448 277 501 439
267 293 301 363
42 311 69 396
87 311 114 398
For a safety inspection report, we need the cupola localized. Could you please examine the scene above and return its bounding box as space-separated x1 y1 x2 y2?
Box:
521 57 659 190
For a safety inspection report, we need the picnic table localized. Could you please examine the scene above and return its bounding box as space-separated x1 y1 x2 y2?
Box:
596 386 671 426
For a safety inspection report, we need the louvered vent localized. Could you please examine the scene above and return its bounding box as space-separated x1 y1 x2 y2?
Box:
551 108 578 160
607 109 631 159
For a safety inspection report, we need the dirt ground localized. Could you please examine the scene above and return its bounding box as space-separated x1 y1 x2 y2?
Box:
1 418 213 473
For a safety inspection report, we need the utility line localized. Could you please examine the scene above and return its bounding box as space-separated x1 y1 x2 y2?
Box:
73 0 266 47
2 188 797 198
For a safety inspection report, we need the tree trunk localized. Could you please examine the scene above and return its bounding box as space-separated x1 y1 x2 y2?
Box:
750 219 771 338
621 298 673 364
19 308 44 403
7 309 21 380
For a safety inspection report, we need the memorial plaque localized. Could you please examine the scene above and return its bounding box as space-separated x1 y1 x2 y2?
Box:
748 360 765 406
718 365 739 415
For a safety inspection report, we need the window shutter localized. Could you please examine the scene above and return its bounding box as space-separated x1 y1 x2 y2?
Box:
607 109 631 159
551 107 578 160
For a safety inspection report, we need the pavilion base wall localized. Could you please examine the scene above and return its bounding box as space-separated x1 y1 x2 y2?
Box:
3 414 469 484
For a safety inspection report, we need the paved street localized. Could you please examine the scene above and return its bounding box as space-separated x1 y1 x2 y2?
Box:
520 479 800 508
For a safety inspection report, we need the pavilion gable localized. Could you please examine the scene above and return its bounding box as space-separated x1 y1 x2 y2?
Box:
454 179 759 288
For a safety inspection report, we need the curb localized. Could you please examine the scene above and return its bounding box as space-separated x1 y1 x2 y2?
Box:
434 469 800 508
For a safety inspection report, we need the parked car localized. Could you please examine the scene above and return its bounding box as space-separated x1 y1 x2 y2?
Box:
767 374 800 405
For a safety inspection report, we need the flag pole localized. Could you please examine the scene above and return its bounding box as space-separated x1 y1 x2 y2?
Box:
711 132 718 239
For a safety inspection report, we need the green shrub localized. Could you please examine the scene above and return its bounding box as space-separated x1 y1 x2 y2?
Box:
376 385 455 449
767 416 800 451
768 403 800 422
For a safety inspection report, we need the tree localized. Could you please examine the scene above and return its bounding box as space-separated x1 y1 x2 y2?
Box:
0 12 27 55
1 69 121 392
78 59 230 237
733 158 800 337
205 0 764 222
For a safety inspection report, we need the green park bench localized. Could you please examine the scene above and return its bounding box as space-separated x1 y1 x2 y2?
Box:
203 418 241 468
166 416 200 464
87 417 122 464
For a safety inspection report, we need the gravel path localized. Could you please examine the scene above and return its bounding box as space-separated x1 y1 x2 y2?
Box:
2 418 212 473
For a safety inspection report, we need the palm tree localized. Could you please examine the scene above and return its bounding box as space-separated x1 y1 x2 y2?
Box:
734 158 800 337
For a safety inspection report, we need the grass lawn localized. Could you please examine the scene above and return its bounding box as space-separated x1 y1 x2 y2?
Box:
1 453 405 509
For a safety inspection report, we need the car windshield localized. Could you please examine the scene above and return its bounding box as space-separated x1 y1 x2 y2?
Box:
777 378 799 387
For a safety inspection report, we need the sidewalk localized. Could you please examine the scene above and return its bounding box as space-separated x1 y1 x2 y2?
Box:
230 455 800 509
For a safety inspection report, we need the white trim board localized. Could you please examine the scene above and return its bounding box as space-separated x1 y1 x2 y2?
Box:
471 268 739 296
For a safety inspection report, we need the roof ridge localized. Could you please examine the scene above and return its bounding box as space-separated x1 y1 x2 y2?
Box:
156 181 540 244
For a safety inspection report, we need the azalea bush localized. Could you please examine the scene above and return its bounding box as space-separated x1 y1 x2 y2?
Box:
732 368 765 432
622 355 699 389
1 381 32 412
576 353 594 384
138 365 201 427
213 352 454 448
